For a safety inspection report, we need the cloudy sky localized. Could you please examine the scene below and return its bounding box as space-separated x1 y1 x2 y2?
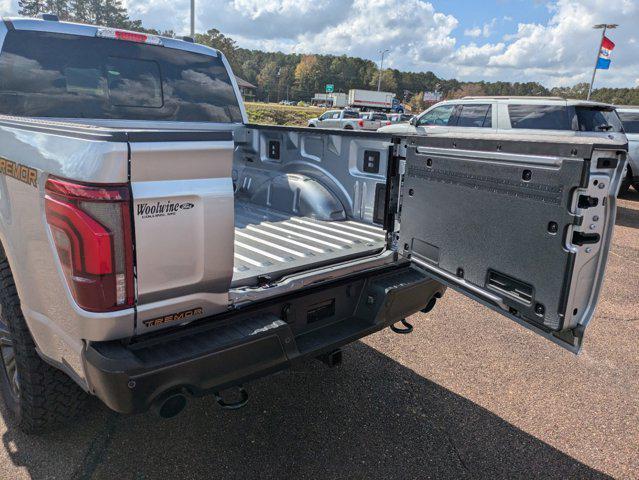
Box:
2 0 639 88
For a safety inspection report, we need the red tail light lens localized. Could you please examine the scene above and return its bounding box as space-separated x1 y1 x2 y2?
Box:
96 27 163 45
114 31 148 43
45 177 135 312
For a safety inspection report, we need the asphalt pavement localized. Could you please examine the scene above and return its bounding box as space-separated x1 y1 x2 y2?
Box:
0 191 637 480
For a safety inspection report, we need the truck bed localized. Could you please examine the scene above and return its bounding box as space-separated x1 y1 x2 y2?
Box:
232 201 386 287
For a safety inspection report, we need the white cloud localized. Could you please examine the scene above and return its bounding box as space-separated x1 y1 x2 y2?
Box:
475 0 639 86
2 0 638 87
464 27 482 38
290 0 459 65
482 18 497 37
452 42 505 67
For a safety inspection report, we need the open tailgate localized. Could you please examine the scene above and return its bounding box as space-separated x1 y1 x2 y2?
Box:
392 133 627 352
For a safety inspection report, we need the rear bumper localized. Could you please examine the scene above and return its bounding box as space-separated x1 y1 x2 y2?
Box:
83 265 444 414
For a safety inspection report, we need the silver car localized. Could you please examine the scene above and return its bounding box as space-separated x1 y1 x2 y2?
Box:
616 107 639 194
307 109 361 129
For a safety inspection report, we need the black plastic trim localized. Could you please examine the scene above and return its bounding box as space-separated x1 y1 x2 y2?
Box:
83 266 445 414
246 123 394 140
404 134 627 158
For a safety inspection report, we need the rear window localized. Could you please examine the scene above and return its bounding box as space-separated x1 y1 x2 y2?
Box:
342 110 359 119
618 111 639 133
508 105 569 130
574 107 623 133
0 30 243 122
456 104 492 128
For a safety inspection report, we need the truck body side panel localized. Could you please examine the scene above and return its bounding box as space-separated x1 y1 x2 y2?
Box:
130 137 236 334
0 120 133 383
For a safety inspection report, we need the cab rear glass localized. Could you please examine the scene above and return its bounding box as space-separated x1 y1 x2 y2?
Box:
0 30 243 122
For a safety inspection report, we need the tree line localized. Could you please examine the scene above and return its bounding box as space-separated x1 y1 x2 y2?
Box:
17 1 639 107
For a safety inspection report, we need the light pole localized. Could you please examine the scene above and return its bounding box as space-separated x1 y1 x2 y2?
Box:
276 68 281 103
190 0 195 38
377 49 389 92
587 23 617 100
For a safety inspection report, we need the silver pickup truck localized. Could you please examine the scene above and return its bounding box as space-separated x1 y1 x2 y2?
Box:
0 17 627 433
307 109 361 129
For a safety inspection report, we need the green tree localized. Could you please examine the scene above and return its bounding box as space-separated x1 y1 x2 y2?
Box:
369 69 398 92
195 28 241 73
294 55 321 99
69 0 135 28
18 0 47 17
45 0 71 19
256 61 280 101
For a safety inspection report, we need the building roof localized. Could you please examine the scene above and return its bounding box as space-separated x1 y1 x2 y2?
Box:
235 76 257 89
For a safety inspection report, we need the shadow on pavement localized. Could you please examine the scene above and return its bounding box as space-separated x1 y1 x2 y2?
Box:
1 341 611 480
616 204 639 229
618 188 639 203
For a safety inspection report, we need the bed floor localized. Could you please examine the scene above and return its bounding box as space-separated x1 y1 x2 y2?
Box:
232 201 386 287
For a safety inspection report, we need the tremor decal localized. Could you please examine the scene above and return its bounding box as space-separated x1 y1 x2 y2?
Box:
0 157 38 187
142 307 204 328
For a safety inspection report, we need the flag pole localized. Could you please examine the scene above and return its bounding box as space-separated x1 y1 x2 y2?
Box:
587 25 607 101
587 23 618 100
190 0 195 38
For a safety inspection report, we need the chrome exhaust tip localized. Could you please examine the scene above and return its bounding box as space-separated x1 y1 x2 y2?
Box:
154 392 187 419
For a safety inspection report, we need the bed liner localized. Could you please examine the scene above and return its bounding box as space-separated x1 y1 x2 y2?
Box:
232 201 386 287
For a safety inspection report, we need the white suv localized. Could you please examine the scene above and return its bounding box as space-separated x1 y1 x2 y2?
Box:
378 97 625 140
616 106 639 194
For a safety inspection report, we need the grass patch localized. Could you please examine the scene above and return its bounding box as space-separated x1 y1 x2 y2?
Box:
245 102 327 126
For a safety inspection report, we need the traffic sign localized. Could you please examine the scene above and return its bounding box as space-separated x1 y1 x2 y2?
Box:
325 84 334 93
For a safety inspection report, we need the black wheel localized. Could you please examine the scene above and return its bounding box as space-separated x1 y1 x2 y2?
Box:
0 312 19 406
0 252 87 433
344 125 354 130
619 168 632 196
633 182 639 193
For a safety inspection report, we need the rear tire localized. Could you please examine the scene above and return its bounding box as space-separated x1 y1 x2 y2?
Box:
344 125 354 130
619 168 632 196
0 253 87 433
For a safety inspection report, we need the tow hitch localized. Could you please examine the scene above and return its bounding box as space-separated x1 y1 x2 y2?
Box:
390 318 413 334
214 386 249 410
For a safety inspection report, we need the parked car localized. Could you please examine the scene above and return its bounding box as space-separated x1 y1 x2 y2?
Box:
359 112 392 130
378 96 625 143
616 106 639 194
307 109 361 129
0 17 627 433
388 113 414 123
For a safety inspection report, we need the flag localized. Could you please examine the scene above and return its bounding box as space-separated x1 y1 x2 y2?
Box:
596 36 615 70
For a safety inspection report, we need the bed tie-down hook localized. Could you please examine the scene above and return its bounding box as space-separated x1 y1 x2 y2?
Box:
390 318 413 334
214 386 249 410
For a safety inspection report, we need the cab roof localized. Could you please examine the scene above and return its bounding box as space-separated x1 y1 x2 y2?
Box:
2 16 221 59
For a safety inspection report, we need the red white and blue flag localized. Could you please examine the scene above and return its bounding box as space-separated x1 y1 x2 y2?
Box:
596 36 615 70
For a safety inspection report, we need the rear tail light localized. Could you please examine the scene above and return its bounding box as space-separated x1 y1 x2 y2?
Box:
358 120 364 127
44 177 135 312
